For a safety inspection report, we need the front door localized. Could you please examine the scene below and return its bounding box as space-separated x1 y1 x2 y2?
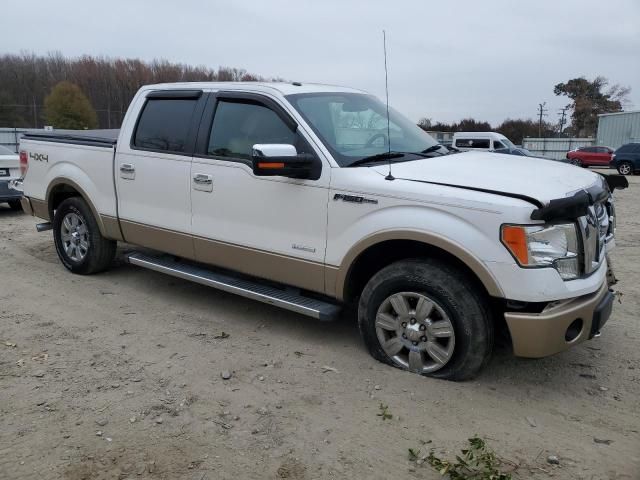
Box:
115 90 206 258
190 92 330 293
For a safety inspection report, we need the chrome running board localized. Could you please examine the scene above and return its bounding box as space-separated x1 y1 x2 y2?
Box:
125 252 341 321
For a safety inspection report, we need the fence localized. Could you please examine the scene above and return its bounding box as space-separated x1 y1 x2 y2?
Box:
522 137 595 160
0 128 46 152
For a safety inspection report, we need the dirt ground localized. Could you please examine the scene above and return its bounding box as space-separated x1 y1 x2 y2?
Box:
1 169 639 480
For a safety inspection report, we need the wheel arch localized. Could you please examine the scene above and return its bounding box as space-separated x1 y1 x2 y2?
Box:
46 178 108 237
331 231 504 302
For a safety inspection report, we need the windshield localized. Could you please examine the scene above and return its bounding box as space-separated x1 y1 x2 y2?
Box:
287 92 440 167
500 137 515 149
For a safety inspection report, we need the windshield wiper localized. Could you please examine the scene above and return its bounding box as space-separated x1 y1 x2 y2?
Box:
421 144 447 155
347 151 406 167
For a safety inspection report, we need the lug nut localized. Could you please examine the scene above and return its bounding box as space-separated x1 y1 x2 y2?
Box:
401 322 407 328
402 333 407 339
421 336 427 342
410 318 416 324
419 324 426 331
412 341 418 346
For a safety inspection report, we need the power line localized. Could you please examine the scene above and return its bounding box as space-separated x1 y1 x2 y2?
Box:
558 106 569 136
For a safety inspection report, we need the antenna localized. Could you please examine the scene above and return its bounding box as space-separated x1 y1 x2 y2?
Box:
383 30 394 181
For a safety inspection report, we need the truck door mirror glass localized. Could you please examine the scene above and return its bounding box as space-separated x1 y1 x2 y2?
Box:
252 144 314 179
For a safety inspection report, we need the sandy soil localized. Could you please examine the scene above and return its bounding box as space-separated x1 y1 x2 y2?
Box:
1 170 638 480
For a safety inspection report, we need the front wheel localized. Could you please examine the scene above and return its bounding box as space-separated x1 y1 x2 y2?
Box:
570 158 582 167
358 258 493 381
53 197 116 274
617 162 633 175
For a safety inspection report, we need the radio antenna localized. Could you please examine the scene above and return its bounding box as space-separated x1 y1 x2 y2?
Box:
383 30 394 181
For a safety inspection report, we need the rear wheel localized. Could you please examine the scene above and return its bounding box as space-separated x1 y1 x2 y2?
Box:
53 197 116 274
618 162 633 175
358 258 493 381
570 158 582 167
8 199 22 211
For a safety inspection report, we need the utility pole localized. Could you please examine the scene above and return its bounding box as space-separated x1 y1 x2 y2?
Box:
558 106 569 137
537 102 548 138
32 96 38 128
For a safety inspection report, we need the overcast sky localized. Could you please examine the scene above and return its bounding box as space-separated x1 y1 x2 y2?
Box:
4 0 639 125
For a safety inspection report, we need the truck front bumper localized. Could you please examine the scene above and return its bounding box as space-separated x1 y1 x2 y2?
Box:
505 281 614 358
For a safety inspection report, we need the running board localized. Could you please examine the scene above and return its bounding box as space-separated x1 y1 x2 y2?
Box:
125 252 342 321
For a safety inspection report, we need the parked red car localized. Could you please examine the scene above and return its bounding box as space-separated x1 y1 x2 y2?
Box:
566 146 614 167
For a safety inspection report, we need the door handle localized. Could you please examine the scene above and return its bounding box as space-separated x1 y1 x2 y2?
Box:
120 163 135 180
193 174 212 185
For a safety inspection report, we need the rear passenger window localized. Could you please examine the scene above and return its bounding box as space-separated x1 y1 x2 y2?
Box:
208 100 297 160
133 99 198 153
456 138 490 149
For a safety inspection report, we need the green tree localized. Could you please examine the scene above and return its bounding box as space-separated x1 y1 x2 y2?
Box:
495 118 555 144
554 76 630 137
43 81 98 129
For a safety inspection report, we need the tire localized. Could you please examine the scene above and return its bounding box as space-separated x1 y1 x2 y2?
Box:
358 258 493 381
8 199 22 211
52 197 116 274
617 162 633 175
570 158 582 167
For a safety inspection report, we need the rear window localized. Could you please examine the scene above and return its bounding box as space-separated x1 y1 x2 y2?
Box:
616 143 640 154
455 138 490 149
0 145 16 155
133 98 198 153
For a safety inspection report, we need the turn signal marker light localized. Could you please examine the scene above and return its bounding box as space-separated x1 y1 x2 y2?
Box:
501 226 529 265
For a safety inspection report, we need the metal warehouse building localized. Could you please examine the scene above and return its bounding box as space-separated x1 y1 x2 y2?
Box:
597 110 640 149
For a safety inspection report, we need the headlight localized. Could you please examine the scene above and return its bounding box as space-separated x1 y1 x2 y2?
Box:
501 223 580 280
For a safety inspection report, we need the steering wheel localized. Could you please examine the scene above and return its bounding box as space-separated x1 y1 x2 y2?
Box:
364 133 389 148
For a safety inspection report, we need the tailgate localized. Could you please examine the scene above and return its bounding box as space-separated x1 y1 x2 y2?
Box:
0 154 19 179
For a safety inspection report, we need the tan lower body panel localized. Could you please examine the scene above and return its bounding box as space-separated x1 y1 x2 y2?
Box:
100 215 124 241
30 198 49 221
20 197 34 216
505 282 610 358
119 220 195 259
119 220 326 294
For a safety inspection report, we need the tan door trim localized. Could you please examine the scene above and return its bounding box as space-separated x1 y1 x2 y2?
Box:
331 230 504 300
118 219 326 294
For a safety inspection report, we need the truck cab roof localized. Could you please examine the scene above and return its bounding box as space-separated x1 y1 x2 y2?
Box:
139 81 367 96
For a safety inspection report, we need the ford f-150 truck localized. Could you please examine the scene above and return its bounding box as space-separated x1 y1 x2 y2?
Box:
12 82 625 380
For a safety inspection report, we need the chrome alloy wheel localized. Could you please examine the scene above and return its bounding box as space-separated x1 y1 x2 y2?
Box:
619 163 632 175
375 292 455 373
60 212 89 262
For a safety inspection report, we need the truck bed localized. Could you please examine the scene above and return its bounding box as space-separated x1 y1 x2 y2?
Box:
21 129 120 148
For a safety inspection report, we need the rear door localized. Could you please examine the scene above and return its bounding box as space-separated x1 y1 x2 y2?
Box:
189 91 330 293
115 90 206 258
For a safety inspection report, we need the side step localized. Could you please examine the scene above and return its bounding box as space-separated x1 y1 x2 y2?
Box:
125 252 342 321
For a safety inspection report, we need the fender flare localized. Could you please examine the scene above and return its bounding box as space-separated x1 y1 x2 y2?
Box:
329 229 504 300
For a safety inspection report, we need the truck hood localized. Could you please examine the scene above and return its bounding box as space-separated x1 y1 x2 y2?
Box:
370 151 602 205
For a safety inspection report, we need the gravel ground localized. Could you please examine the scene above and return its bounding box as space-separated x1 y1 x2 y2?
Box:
1 169 638 480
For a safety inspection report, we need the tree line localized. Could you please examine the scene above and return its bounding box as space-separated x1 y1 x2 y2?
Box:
0 52 271 129
0 52 631 143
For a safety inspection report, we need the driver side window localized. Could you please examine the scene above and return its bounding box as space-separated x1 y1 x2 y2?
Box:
208 100 297 160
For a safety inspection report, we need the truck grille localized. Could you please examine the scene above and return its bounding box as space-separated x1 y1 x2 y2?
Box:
578 198 613 276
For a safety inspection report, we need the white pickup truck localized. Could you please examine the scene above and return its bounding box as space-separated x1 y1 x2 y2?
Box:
13 82 625 380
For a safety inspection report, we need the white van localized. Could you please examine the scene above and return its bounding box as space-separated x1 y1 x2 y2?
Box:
452 132 514 152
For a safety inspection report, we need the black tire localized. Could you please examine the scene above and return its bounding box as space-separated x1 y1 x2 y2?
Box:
8 199 22 211
358 258 493 381
570 158 582 167
617 162 633 176
53 197 116 274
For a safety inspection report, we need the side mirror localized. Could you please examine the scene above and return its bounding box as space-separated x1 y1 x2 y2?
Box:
252 144 314 179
